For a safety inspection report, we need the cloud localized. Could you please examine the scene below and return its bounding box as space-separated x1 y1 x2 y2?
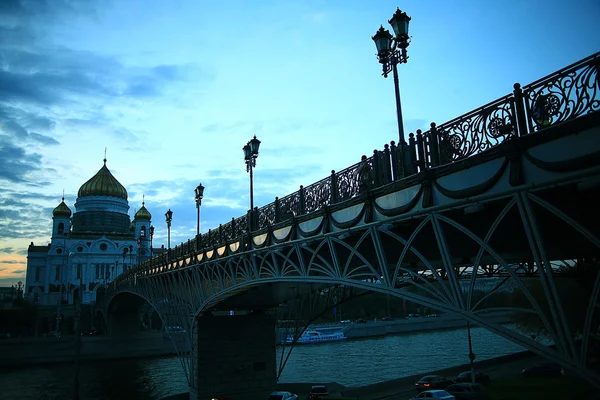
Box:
0 137 45 183
0 0 213 261
11 269 25 274
0 260 25 265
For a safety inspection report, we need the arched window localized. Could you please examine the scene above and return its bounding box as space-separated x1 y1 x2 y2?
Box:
58 222 64 234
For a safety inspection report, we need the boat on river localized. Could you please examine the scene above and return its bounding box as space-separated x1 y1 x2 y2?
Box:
282 328 346 345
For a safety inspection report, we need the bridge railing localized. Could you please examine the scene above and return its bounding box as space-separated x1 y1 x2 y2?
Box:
120 52 599 283
521 52 600 133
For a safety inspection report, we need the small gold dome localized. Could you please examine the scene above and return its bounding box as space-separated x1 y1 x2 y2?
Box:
52 199 71 217
134 202 152 221
77 159 128 200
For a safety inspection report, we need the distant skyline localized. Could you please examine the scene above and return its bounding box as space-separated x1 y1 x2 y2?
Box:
1 0 599 287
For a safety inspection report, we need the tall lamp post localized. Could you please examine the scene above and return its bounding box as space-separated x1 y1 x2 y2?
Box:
194 183 205 236
243 136 261 229
68 252 83 400
165 209 173 249
467 321 477 382
149 225 155 253
372 8 411 146
128 244 133 268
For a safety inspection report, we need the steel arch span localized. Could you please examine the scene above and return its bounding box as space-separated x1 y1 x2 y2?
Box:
103 186 600 390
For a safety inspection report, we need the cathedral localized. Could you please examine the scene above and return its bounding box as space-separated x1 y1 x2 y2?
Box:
25 158 155 307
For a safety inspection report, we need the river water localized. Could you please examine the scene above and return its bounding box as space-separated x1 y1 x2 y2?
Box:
0 326 531 400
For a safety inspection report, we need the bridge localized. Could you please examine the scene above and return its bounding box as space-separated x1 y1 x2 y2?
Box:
99 52 600 400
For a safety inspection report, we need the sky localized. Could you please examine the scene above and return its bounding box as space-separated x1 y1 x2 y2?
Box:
0 0 599 287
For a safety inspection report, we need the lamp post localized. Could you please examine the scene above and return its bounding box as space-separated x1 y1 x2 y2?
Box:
372 8 411 145
149 225 154 253
68 252 83 400
243 136 261 229
16 280 23 299
137 237 141 266
129 244 133 268
194 183 205 236
165 209 173 249
467 321 477 382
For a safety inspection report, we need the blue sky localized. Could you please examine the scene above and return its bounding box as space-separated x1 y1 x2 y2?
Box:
0 0 599 287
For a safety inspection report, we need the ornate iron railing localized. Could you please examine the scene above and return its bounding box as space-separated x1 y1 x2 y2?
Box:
120 52 599 282
522 53 600 133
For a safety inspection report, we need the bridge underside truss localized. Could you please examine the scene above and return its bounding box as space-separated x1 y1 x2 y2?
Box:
108 175 600 389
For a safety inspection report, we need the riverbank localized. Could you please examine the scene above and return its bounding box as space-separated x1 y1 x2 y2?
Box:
274 350 597 400
0 331 175 368
163 349 541 400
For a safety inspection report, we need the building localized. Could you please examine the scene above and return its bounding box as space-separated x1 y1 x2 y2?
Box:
0 284 23 304
25 158 155 307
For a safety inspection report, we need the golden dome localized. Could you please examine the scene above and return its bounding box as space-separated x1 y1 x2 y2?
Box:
134 202 152 221
52 198 71 217
77 159 128 200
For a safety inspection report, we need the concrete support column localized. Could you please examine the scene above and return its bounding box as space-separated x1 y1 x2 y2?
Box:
191 312 277 400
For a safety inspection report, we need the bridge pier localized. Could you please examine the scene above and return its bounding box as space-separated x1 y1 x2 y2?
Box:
190 311 277 400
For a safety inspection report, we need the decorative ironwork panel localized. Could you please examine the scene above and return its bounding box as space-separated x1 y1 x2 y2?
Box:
304 176 331 213
221 221 233 241
436 95 517 162
233 215 248 237
375 149 392 185
279 191 301 220
336 160 362 202
523 53 599 132
258 202 276 229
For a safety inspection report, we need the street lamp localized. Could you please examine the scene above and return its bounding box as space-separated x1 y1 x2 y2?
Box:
68 252 84 400
137 237 141 265
194 183 205 236
243 136 261 227
149 225 155 252
372 8 411 145
165 209 173 249
129 244 133 268
467 320 477 382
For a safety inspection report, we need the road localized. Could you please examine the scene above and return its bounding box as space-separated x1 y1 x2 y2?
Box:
277 351 541 400
356 354 542 400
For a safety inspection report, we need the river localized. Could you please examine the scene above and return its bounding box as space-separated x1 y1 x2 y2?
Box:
0 325 533 400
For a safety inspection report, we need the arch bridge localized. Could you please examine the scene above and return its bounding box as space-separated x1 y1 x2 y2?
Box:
99 53 600 400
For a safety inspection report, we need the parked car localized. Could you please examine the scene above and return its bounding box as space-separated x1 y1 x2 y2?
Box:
308 385 329 399
415 375 455 392
445 383 488 400
266 391 298 400
455 371 490 384
355 319 367 324
165 326 186 333
410 389 456 399
522 362 564 378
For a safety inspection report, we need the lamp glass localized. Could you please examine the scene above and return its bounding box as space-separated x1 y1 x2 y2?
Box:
249 136 261 155
195 183 205 199
389 9 410 37
243 144 251 160
372 27 392 53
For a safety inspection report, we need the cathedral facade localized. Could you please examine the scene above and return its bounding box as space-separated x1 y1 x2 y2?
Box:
25 159 154 307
